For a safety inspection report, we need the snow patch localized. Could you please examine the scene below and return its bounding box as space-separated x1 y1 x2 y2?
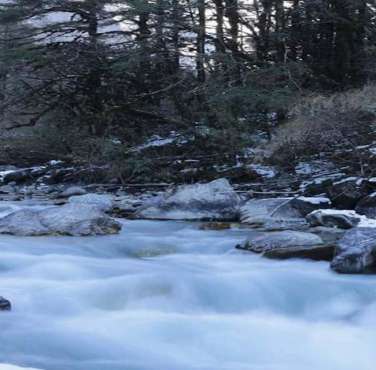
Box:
249 164 277 179
297 196 331 205
311 209 376 228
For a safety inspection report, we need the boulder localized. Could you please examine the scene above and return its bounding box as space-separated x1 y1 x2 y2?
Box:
58 186 87 198
0 204 121 236
136 178 241 221
69 193 113 212
355 193 376 218
237 231 331 261
0 296 11 311
307 209 361 229
291 196 331 216
240 198 307 231
331 228 376 274
327 177 371 209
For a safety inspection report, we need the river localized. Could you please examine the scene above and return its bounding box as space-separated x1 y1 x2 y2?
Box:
0 202 375 370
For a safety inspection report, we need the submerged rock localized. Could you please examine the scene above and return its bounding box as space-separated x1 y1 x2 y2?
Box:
0 296 11 311
136 178 241 221
238 231 331 261
331 228 376 274
307 209 361 229
0 204 121 236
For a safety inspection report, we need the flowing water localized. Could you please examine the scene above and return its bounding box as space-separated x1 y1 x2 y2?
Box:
0 201 375 370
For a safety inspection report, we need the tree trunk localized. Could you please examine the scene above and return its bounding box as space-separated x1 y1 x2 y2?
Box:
196 0 206 82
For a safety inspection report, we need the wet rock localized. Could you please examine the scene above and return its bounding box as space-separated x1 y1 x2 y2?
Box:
331 228 376 274
136 178 241 221
238 231 330 261
0 296 11 311
307 209 361 229
0 204 121 236
58 186 87 198
69 193 114 212
355 193 376 218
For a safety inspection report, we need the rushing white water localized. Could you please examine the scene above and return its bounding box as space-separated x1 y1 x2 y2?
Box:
0 201 375 370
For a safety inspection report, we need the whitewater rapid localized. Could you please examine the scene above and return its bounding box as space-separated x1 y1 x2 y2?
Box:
0 201 375 370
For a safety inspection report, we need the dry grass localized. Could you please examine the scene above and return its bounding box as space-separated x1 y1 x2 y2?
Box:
268 85 376 172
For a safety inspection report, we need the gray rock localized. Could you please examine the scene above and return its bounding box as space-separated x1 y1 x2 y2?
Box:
240 198 307 230
137 178 241 221
331 228 376 274
0 204 121 236
310 226 346 246
113 194 150 217
327 177 371 209
238 231 330 260
241 198 301 223
69 193 114 212
0 296 11 311
355 193 376 218
0 185 15 194
261 218 309 231
307 209 361 229
291 196 331 216
59 186 87 198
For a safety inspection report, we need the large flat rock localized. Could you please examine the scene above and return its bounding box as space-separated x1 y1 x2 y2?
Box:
0 203 121 236
238 231 331 261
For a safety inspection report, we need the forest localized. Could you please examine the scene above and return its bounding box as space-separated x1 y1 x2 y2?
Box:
0 0 375 184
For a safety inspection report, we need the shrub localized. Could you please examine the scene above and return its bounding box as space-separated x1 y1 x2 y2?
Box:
268 85 376 175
